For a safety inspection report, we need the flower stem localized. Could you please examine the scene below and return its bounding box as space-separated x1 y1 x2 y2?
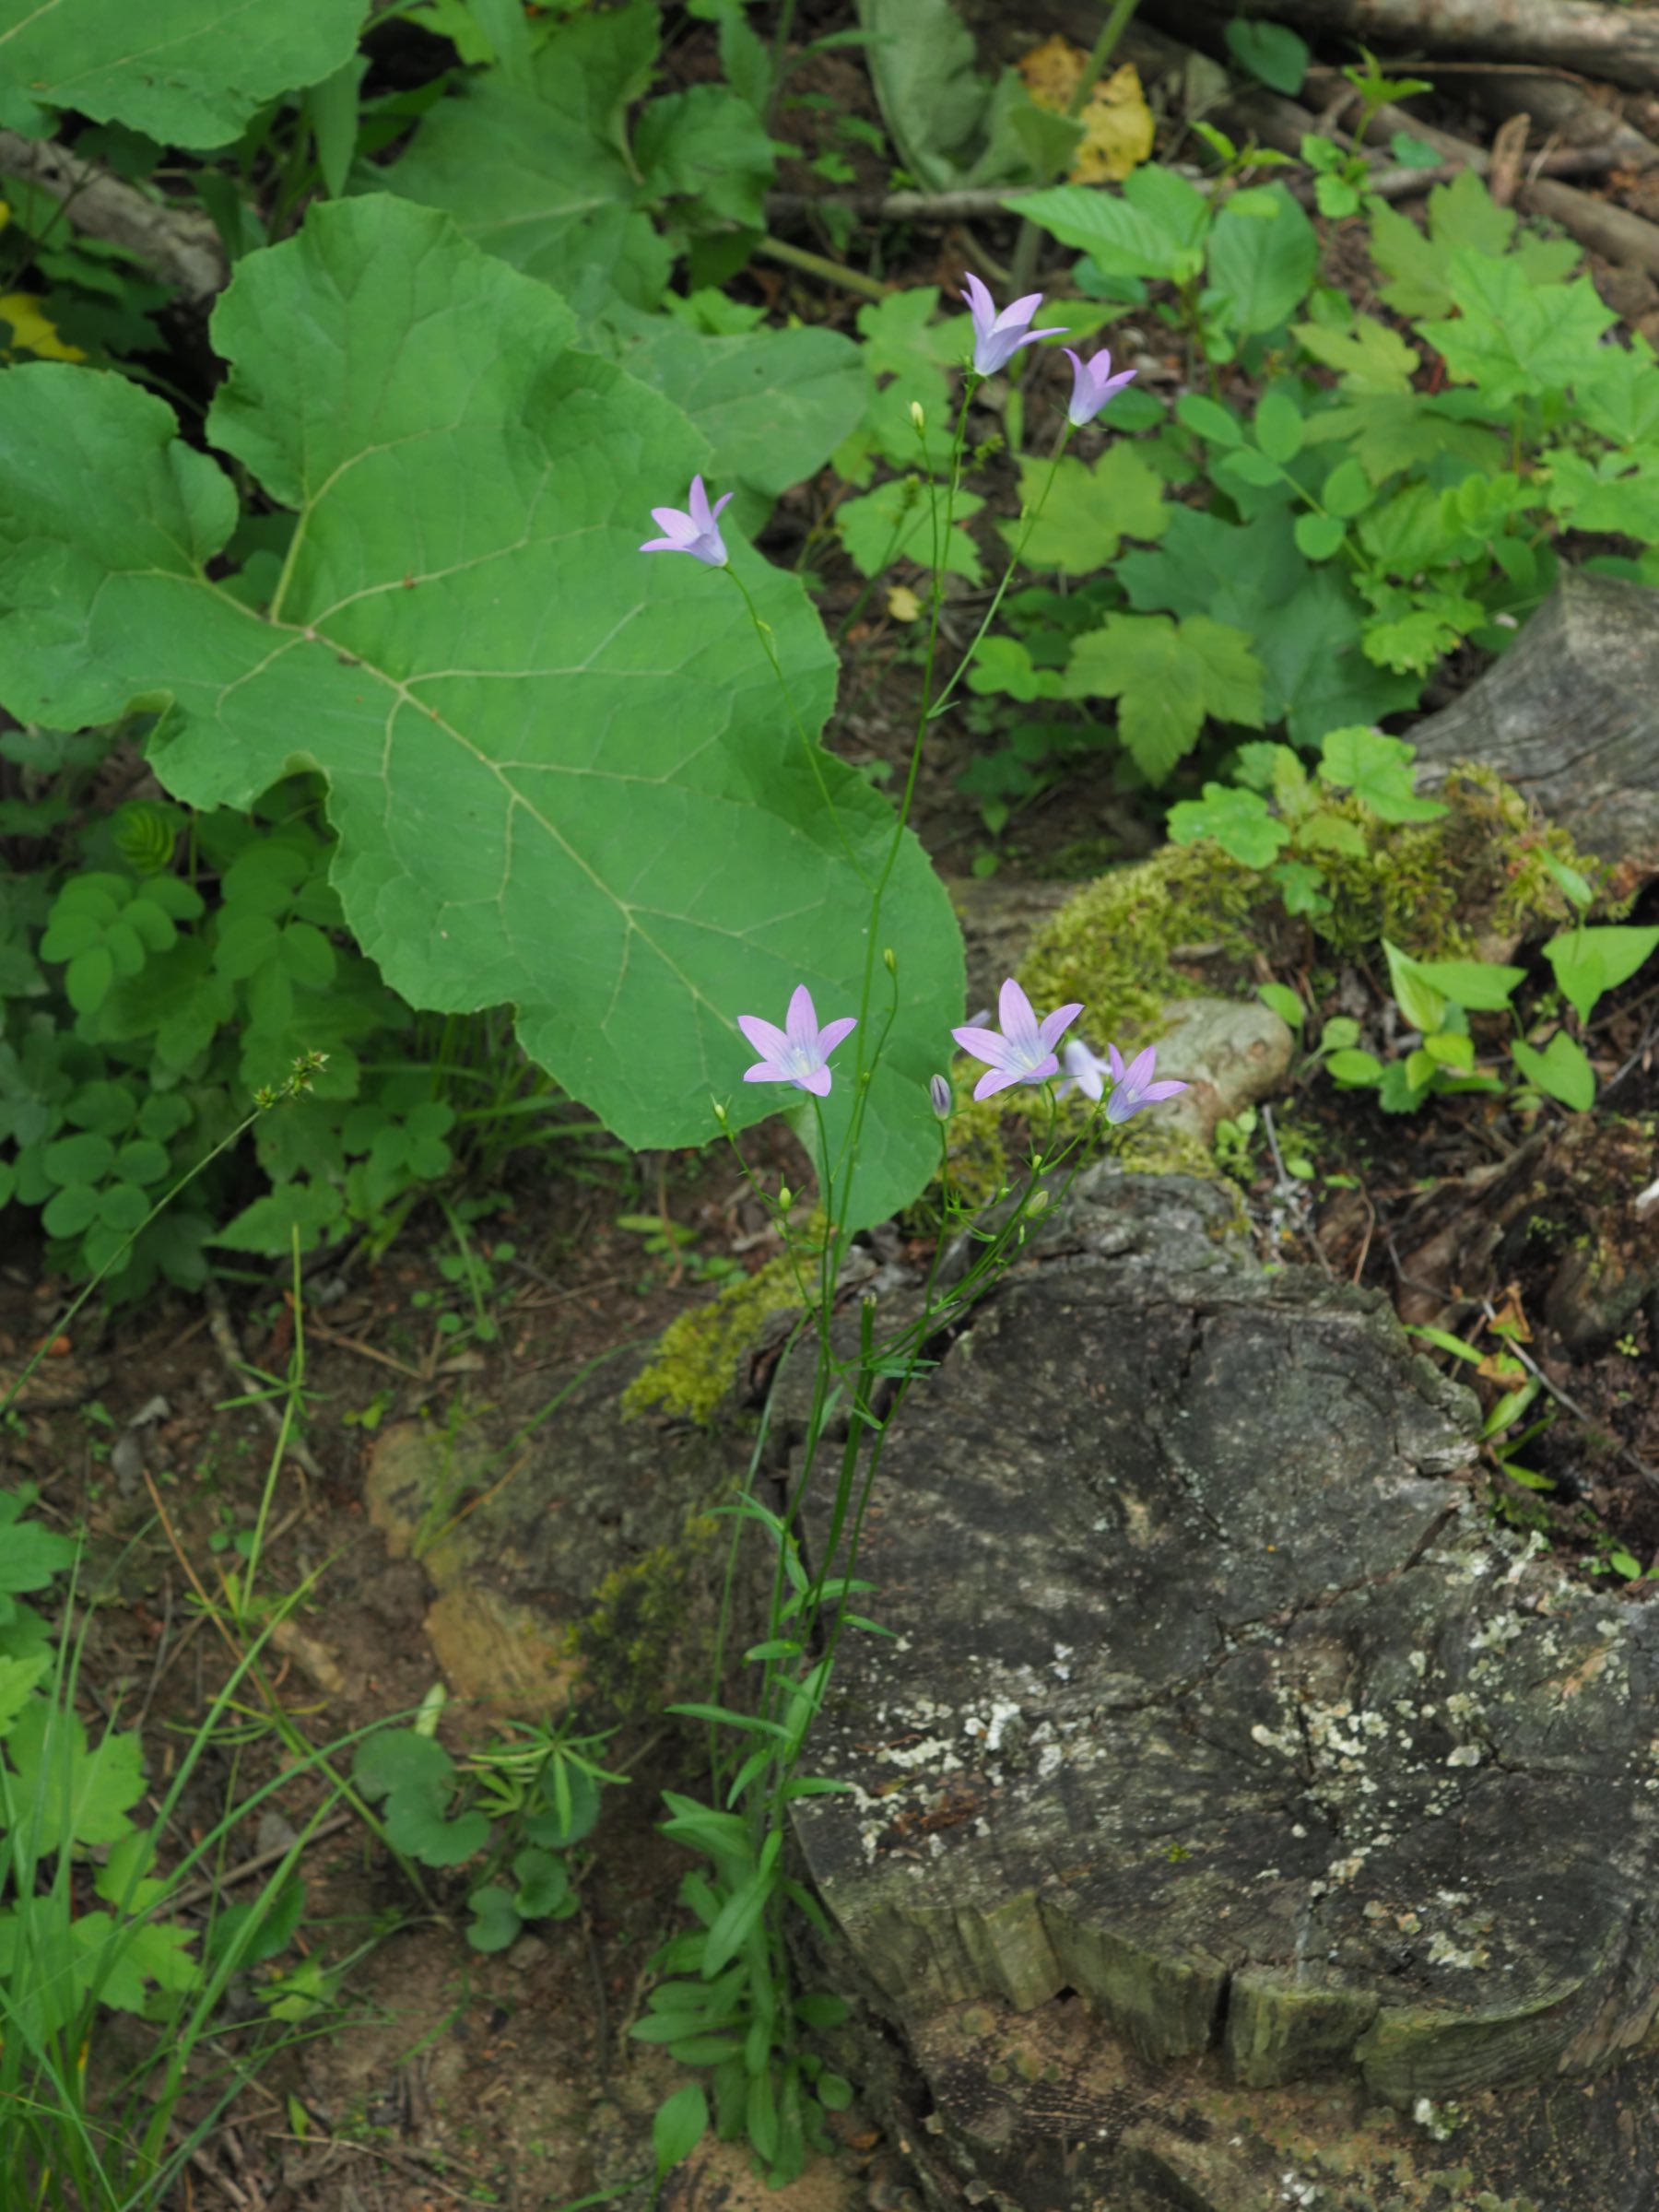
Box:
928 417 1073 721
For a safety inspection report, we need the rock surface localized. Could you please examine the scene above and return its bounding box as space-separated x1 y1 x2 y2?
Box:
1407 569 1659 886
789 1166 1659 2209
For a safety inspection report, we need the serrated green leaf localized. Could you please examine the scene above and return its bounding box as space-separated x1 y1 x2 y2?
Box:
0 0 367 148
1117 505 1418 744
1014 170 1206 283
1000 444 1167 573
388 1 669 317
4 1698 145 1855
840 480 984 582
0 1652 50 1737
1419 253 1617 409
1065 614 1265 783
1512 1032 1594 1111
1292 314 1418 394
0 198 962 1233
1317 725 1445 822
1167 783 1288 869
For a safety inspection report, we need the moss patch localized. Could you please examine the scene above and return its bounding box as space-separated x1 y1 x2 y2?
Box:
622 1252 804 1426
566 1512 725 1716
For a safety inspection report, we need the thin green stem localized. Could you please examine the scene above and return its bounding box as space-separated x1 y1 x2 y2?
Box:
928 417 1074 721
1006 0 1145 297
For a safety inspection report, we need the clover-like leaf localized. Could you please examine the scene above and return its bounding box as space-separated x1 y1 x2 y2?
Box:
0 198 962 1231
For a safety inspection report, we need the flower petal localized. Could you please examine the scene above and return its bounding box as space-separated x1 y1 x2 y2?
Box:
960 271 996 332
816 1015 858 1056
1108 1042 1128 1083
997 977 1041 1049
688 475 714 531
1122 1045 1159 1091
738 1014 790 1061
650 506 697 537
972 1065 1024 1100
744 1060 786 1085
1142 1079 1189 1102
951 1023 1018 1067
797 1063 833 1097
712 491 734 521
996 290 1045 332
1037 999 1084 1052
785 984 819 1049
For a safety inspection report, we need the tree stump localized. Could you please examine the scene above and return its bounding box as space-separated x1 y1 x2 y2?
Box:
791 1167 1659 2209
1407 569 1659 885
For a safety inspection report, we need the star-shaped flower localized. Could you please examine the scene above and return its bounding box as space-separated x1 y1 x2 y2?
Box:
960 272 1066 379
1062 346 1138 428
641 475 734 567
952 978 1083 1100
1102 1041 1189 1124
738 985 857 1098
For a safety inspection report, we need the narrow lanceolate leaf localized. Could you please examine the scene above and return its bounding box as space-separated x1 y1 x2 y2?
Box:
0 0 369 147
0 198 962 1229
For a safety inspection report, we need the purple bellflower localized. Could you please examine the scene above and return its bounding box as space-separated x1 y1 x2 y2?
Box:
960 272 1066 379
952 978 1084 1101
1087 1041 1189 1124
739 985 857 1098
1062 347 1138 428
929 1073 954 1120
641 475 733 568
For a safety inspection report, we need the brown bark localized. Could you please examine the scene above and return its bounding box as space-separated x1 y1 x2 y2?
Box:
1191 0 1659 95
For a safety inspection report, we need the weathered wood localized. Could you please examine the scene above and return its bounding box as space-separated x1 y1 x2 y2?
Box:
791 1165 1659 2206
1196 0 1659 96
1407 569 1659 887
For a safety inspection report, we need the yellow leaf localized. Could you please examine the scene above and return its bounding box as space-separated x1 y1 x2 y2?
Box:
1017 40 1155 184
0 294 85 363
886 583 923 623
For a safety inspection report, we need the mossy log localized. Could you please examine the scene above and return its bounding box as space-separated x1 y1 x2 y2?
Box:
1407 570 1659 884
790 1167 1659 2209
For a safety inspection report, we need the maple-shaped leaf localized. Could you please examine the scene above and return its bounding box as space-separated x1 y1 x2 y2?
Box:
1065 614 1265 782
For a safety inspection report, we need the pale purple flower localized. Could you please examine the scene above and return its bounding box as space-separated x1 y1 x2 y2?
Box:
960 272 1066 379
641 475 733 567
738 984 857 1098
1055 1038 1112 1101
929 1074 953 1120
952 978 1083 1101
1101 1042 1189 1124
1062 347 1137 428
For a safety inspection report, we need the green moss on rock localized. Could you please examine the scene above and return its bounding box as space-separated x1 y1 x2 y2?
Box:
622 1252 804 1426
567 1512 724 1715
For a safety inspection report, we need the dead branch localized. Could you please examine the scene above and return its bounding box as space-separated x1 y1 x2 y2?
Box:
763 141 1628 230
1200 0 1659 96
0 130 227 303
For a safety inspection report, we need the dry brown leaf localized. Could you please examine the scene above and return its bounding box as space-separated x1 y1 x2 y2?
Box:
1017 39 1154 184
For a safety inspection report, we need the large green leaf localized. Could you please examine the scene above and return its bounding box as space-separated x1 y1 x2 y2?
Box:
0 198 962 1228
605 318 865 518
0 0 367 147
386 0 670 317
